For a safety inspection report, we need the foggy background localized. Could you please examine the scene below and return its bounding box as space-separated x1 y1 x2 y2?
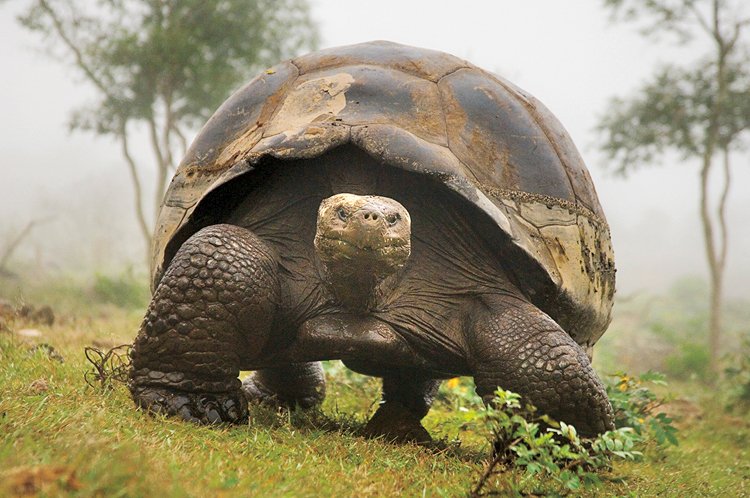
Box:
2 0 749 298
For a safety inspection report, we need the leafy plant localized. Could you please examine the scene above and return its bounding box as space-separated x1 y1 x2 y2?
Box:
469 389 642 496
606 371 679 446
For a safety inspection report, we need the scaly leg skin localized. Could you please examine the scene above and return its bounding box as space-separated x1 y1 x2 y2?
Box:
468 297 614 437
242 362 326 409
129 224 279 424
362 372 440 443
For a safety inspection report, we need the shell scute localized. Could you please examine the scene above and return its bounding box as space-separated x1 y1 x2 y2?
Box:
439 68 575 202
152 42 616 346
293 40 468 82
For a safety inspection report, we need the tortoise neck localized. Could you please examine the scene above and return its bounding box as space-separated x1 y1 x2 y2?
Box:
319 260 402 313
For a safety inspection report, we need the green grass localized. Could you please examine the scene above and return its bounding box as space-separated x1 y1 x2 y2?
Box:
1 290 749 496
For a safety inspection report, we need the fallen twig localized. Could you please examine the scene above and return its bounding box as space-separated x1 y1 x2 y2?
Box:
83 344 131 389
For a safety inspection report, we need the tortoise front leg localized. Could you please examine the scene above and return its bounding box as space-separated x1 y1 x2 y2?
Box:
467 296 614 437
129 224 279 424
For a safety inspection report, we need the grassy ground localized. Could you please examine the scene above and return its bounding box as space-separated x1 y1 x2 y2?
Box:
1 277 749 497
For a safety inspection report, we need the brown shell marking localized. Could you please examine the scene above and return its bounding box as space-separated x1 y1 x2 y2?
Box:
151 41 615 345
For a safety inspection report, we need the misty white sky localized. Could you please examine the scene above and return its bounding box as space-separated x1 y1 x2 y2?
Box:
1 0 748 297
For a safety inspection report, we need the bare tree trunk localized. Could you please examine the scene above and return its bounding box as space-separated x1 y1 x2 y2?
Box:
147 115 171 221
707 147 731 373
0 219 51 275
703 0 731 374
171 123 189 157
35 0 156 266
699 151 721 373
161 92 176 172
119 119 153 262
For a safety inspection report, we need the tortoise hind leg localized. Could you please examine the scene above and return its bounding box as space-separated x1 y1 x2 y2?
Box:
242 362 326 409
466 296 614 437
361 370 439 443
129 224 279 424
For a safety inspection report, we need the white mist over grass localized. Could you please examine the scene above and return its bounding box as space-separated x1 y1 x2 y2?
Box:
1 0 748 296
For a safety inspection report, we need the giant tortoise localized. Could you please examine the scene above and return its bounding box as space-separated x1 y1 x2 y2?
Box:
129 41 616 440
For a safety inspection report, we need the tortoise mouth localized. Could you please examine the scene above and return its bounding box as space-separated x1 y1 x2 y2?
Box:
315 234 411 269
319 235 409 253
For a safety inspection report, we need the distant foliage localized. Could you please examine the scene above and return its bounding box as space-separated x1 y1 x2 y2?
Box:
664 342 711 381
722 338 750 413
598 0 750 374
19 0 319 254
91 272 149 309
606 372 679 446
596 277 745 381
652 279 712 381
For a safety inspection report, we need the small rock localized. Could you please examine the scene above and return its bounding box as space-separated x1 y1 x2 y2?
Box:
16 303 56 326
29 343 64 363
17 328 42 338
0 298 14 316
33 306 55 326
655 398 703 428
0 299 15 332
17 304 33 318
28 378 50 393
3 465 82 495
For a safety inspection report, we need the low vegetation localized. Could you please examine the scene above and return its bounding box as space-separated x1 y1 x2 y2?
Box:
1 274 749 496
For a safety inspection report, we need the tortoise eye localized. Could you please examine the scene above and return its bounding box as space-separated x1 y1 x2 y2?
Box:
337 207 348 221
386 213 400 225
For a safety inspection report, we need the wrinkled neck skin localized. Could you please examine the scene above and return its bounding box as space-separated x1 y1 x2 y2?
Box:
319 258 405 313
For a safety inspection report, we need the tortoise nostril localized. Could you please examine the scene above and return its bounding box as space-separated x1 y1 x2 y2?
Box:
361 211 380 221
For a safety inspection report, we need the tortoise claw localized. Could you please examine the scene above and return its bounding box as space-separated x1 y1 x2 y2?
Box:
131 386 248 425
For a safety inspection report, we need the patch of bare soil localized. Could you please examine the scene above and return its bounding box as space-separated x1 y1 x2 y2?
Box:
2 465 82 496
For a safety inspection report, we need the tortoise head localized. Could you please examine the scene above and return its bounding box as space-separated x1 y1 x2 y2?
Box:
315 193 411 309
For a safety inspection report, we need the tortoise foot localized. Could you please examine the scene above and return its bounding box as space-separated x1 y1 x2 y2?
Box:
241 363 326 410
131 385 248 425
362 401 432 444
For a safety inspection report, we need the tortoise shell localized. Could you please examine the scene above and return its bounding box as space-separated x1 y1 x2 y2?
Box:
152 41 616 350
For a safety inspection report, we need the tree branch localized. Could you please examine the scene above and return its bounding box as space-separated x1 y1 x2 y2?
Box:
147 115 170 218
161 92 176 171
0 218 53 273
687 1 713 37
717 146 731 271
36 0 112 96
119 118 153 258
171 122 189 158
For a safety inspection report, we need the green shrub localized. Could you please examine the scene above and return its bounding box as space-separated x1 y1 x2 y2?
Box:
468 389 642 496
91 271 149 309
467 372 679 496
605 371 679 446
722 338 750 413
664 342 711 381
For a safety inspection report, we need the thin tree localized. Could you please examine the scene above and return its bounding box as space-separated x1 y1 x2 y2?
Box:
0 218 53 278
19 0 318 259
598 0 750 372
